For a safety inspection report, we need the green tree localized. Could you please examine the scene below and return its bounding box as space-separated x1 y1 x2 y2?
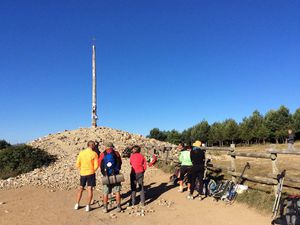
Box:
166 129 182 145
209 122 225 146
0 140 11 149
223 119 239 144
257 122 270 144
265 106 292 143
293 108 300 133
239 117 252 145
181 128 192 145
147 128 167 141
190 120 210 144
249 110 265 143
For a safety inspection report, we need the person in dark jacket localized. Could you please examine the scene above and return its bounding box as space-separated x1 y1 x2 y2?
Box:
188 140 205 200
287 129 295 151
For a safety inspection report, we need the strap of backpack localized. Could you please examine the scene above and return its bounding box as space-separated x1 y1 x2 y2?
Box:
293 197 300 215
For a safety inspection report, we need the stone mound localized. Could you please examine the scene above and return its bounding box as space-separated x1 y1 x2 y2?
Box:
0 127 172 190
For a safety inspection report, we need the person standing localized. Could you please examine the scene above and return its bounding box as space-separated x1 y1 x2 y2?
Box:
287 129 295 150
178 143 193 193
99 142 122 213
93 141 101 157
74 140 99 212
188 140 205 200
130 145 147 206
148 149 158 167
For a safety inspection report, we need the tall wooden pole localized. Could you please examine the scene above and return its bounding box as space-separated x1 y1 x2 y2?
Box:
91 44 98 127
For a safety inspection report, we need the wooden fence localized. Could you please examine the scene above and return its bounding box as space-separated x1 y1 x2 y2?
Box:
145 145 300 196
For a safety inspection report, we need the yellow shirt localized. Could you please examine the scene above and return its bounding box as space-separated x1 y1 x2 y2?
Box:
76 148 99 176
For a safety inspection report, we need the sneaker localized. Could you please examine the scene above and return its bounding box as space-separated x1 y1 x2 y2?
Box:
178 188 183 193
85 205 90 212
74 203 79 210
140 202 145 207
102 205 108 213
187 194 194 200
116 206 122 213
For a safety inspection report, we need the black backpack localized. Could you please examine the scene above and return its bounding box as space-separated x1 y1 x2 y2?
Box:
283 196 300 225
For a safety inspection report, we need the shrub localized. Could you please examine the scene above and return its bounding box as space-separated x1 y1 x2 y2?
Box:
0 144 56 179
155 160 177 174
0 140 11 149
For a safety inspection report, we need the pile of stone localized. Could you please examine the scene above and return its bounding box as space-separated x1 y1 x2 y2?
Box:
126 205 155 217
156 198 174 208
0 127 174 190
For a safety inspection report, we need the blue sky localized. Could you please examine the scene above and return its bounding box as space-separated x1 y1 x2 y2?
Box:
0 0 299 143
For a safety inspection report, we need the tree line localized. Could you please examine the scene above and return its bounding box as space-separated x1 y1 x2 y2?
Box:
147 105 300 146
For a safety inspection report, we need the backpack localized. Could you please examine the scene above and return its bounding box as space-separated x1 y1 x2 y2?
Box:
102 150 120 176
285 196 300 225
212 180 234 200
205 179 217 196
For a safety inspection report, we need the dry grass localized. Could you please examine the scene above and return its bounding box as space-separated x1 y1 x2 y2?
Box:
207 141 300 194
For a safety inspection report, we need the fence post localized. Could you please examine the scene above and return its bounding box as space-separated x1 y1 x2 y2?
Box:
230 144 236 182
164 147 169 164
271 152 279 196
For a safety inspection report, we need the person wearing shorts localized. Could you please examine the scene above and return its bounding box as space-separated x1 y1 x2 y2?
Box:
74 141 99 212
178 143 193 192
99 142 122 213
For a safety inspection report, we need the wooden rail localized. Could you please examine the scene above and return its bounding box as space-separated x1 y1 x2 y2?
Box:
150 145 300 195
267 149 300 155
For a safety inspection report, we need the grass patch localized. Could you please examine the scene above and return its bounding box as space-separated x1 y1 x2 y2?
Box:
155 160 177 174
236 189 275 213
0 144 56 179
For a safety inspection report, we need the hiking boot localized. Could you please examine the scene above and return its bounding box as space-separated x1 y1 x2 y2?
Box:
116 205 122 213
85 205 90 212
102 205 108 213
187 194 194 200
198 196 204 201
74 203 79 210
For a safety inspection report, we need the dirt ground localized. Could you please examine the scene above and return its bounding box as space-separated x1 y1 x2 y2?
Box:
0 168 270 225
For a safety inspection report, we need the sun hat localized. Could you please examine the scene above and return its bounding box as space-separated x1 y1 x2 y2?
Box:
192 140 202 148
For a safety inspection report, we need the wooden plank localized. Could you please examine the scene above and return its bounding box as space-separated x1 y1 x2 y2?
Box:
228 151 276 159
207 165 232 172
267 174 300 184
202 147 234 152
227 171 278 185
267 149 300 155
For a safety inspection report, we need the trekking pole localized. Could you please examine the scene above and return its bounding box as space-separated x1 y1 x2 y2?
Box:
203 156 210 180
228 162 250 204
272 170 286 219
237 162 250 185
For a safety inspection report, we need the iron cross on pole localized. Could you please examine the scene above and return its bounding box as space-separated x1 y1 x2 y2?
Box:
91 38 98 127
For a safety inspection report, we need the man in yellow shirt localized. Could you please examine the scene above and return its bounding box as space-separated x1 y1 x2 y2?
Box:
74 140 99 212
